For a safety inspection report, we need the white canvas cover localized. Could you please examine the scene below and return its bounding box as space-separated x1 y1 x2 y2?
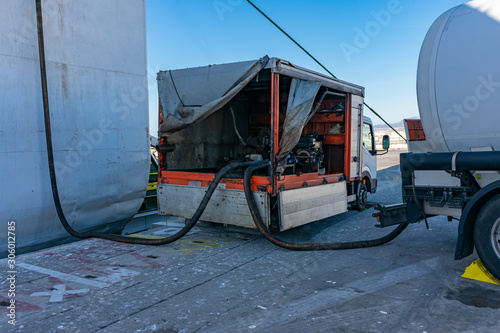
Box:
158 56 269 136
157 57 364 143
276 79 322 172
157 57 326 172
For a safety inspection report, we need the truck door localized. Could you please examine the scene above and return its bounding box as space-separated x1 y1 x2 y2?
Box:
362 121 377 192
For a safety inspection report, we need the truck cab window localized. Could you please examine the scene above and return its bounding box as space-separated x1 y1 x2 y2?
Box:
363 123 374 153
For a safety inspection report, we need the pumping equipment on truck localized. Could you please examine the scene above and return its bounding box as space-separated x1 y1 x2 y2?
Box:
155 56 387 231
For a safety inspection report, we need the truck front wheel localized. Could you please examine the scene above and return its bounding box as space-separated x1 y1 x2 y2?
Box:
473 194 500 279
353 180 368 210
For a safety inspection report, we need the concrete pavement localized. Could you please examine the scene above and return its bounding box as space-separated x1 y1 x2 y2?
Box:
2 157 499 332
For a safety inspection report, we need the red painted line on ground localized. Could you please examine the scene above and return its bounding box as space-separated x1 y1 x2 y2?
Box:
129 252 163 269
0 296 42 312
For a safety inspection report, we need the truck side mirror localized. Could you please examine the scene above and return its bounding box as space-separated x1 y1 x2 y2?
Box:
382 135 390 150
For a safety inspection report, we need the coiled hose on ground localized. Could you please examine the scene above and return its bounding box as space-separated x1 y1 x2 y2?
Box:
36 0 407 250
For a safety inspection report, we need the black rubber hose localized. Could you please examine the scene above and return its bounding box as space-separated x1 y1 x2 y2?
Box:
35 0 261 245
244 161 408 250
36 0 407 249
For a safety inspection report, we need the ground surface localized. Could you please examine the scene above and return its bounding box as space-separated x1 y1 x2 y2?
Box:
2 150 499 333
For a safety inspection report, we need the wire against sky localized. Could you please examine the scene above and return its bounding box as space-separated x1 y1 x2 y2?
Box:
245 0 407 142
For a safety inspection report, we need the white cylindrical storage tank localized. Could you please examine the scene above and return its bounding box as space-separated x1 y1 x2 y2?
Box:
417 0 500 152
0 0 149 255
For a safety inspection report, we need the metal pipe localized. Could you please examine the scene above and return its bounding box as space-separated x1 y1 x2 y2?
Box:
311 90 346 115
401 151 500 172
229 106 247 146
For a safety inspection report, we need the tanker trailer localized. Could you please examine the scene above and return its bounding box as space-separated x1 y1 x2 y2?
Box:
374 0 500 279
0 0 150 256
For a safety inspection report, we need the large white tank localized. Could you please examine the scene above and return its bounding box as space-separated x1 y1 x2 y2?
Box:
417 0 500 152
0 0 149 255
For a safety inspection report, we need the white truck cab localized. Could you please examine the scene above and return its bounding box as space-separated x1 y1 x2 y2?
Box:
362 116 377 192
352 116 386 209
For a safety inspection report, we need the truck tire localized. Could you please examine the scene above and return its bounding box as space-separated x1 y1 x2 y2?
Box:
473 194 500 280
353 181 368 210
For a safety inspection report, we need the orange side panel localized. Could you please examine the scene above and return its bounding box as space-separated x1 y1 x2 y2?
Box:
344 94 352 180
278 173 343 190
159 170 344 193
159 170 272 193
308 112 344 123
322 134 345 145
271 73 280 194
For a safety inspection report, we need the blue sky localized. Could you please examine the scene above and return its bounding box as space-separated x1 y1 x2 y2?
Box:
145 0 465 132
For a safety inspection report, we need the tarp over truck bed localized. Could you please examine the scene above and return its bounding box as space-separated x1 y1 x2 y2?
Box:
157 56 365 170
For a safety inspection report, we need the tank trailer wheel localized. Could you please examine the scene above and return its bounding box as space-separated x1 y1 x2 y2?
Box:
473 195 500 280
